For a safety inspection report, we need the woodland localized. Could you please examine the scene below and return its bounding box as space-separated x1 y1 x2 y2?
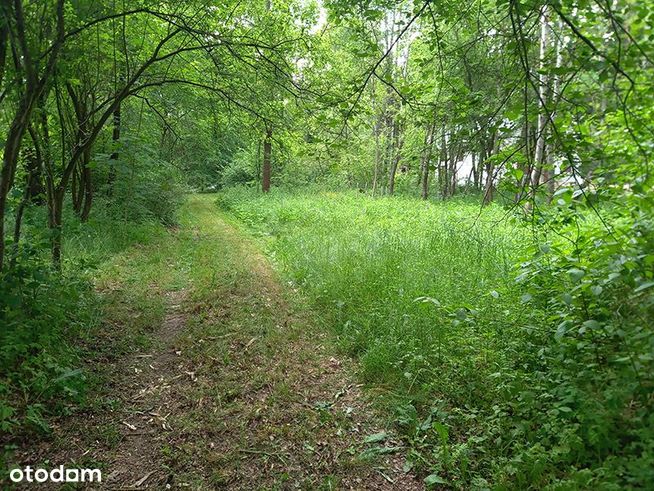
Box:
1 0 653 489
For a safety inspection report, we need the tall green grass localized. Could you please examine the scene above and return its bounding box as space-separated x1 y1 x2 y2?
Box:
217 187 654 489
217 189 526 478
221 189 522 391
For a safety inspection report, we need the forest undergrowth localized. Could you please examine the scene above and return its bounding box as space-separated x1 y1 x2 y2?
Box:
218 187 654 490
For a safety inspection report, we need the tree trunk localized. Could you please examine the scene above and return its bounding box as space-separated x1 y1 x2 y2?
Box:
544 18 563 203
34 100 63 268
0 19 8 89
262 127 272 193
49 189 64 269
449 156 457 196
107 104 121 195
483 162 494 205
10 147 41 266
80 147 93 222
0 0 64 271
515 122 531 203
420 123 435 200
66 81 94 222
387 119 401 195
72 166 83 213
482 130 498 206
477 145 485 190
471 153 478 189
372 116 382 196
0 96 34 271
531 6 550 193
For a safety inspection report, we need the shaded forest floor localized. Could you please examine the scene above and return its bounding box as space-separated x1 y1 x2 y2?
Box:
14 195 422 490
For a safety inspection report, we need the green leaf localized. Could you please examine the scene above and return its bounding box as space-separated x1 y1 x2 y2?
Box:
414 296 441 307
424 474 448 486
634 281 654 293
433 421 449 443
568 268 585 282
555 320 570 340
53 368 83 383
363 432 388 444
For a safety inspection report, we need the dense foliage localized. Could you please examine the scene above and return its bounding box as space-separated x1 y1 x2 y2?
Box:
1 0 653 488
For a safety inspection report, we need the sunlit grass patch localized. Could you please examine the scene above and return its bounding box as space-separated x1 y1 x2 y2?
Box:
217 188 525 402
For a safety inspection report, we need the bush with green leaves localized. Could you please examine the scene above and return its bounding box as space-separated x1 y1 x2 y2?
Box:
502 186 654 488
1 194 170 466
0 255 94 440
97 139 186 226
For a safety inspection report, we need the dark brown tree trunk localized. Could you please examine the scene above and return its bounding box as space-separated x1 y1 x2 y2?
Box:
0 0 64 271
72 166 83 213
34 110 55 216
0 97 33 270
0 19 7 88
49 190 64 269
34 92 65 269
262 127 272 193
11 188 29 267
25 132 45 204
34 108 62 269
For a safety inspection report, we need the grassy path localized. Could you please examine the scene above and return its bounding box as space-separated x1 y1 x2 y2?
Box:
18 195 422 490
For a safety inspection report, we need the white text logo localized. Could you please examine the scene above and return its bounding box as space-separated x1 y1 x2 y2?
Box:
9 466 102 484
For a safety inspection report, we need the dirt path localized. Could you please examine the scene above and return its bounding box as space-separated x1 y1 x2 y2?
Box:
17 196 423 490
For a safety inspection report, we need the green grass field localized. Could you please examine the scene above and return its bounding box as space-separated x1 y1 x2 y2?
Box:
5 190 651 489
216 187 654 489
218 188 524 388
216 189 530 483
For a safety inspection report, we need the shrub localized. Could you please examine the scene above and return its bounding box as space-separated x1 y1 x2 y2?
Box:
0 254 94 439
